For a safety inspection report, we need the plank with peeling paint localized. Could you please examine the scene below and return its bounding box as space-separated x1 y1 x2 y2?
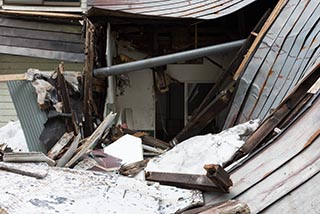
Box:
261 172 320 213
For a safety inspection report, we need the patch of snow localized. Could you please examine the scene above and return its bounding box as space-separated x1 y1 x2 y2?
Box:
0 121 29 152
146 119 260 175
0 164 203 213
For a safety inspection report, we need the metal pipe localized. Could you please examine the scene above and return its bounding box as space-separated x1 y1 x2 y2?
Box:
94 39 245 77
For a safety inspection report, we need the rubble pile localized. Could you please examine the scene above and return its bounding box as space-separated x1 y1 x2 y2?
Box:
1 0 320 213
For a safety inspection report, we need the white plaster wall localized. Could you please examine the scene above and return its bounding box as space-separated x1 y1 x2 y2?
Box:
115 43 155 131
116 69 155 131
116 42 239 131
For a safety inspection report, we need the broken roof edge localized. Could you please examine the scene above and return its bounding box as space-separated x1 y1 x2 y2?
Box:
86 0 258 20
86 7 196 21
0 9 83 20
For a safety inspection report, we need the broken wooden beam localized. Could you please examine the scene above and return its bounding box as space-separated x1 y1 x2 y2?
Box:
47 132 74 160
120 159 150 177
0 162 48 179
56 133 81 167
239 65 320 155
83 19 95 137
146 171 225 192
204 164 233 193
65 112 116 167
123 128 171 149
3 152 55 166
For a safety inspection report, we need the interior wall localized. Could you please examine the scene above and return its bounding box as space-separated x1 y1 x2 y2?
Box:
116 42 239 134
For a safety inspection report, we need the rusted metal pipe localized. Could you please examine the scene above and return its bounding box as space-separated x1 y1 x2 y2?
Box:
94 39 245 77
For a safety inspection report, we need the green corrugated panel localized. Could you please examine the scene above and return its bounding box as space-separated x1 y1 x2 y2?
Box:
7 81 47 152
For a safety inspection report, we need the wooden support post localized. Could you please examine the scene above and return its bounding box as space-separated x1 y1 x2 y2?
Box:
204 164 233 193
83 19 95 137
56 63 74 133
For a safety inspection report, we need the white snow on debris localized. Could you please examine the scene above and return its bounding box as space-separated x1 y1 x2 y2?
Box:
0 121 29 152
0 164 203 214
146 119 260 175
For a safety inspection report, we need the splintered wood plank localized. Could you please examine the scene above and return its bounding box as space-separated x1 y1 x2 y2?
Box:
3 152 55 166
47 132 74 160
205 93 320 205
65 112 116 167
241 65 320 154
0 162 48 179
56 133 81 167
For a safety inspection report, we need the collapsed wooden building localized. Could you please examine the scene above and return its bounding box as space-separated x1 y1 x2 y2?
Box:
0 0 320 213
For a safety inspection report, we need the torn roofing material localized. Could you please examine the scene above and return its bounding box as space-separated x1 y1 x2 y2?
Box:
87 0 258 19
224 0 320 128
204 78 320 213
0 16 84 62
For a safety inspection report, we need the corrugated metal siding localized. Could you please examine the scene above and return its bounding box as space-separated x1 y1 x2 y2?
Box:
224 0 320 128
7 81 47 152
0 16 84 62
88 0 257 19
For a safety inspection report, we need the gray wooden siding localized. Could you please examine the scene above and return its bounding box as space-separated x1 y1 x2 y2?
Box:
0 16 84 62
